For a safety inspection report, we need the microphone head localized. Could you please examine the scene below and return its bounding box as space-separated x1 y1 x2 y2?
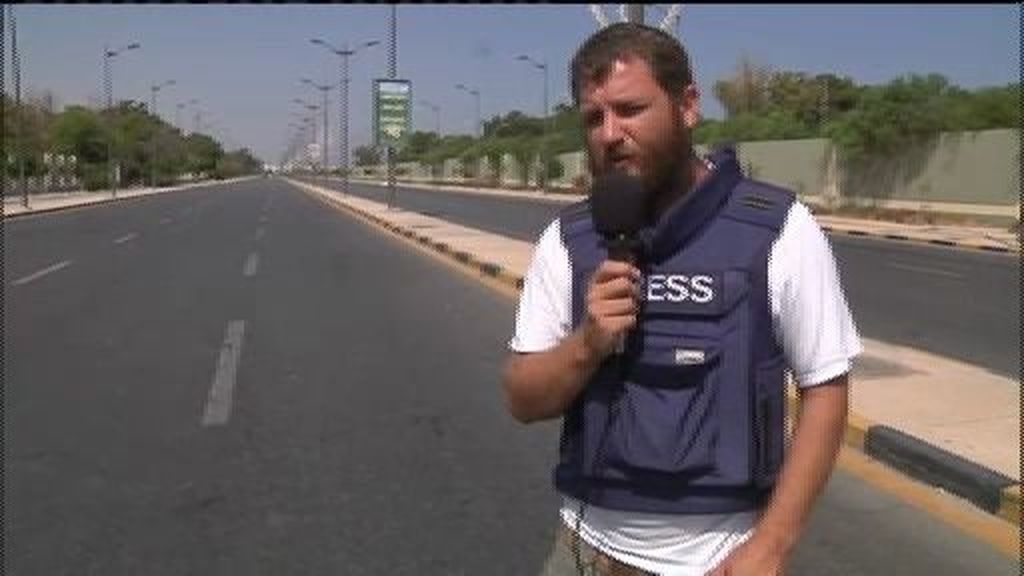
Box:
590 171 648 239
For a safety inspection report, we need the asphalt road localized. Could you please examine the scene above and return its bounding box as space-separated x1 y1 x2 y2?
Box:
300 176 1020 379
3 180 1016 575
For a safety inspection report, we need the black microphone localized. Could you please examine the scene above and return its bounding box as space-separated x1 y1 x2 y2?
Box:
590 171 649 354
591 170 647 262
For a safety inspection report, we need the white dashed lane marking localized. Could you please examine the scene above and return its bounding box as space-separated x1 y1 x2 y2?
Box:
11 260 72 286
201 320 246 427
887 261 963 279
243 252 260 277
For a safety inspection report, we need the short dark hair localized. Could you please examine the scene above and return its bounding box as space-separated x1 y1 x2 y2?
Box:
570 23 694 106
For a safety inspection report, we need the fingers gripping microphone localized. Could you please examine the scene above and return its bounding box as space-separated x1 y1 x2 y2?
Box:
591 171 649 354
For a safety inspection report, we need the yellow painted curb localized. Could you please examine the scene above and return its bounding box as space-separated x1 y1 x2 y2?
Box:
497 269 524 291
999 485 1021 525
786 382 873 452
843 411 875 452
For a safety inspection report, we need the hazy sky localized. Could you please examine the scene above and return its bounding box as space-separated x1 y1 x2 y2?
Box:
5 4 1019 164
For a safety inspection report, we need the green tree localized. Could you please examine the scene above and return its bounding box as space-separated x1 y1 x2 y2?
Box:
184 133 222 176
396 130 441 162
152 127 189 185
3 94 54 178
354 144 380 166
482 110 544 139
215 147 262 179
420 134 475 167
712 56 774 118
49 105 107 164
939 84 1020 132
826 73 954 161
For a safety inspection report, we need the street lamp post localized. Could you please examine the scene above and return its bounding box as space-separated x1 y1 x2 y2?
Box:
386 5 398 209
455 84 481 138
7 6 28 207
293 99 320 171
181 98 199 135
301 78 333 176
626 4 644 23
302 117 316 169
418 99 442 180
418 100 441 136
175 103 185 133
288 112 308 170
516 54 549 192
103 41 140 197
149 79 175 187
286 122 305 170
177 99 198 134
149 79 175 118
311 38 379 195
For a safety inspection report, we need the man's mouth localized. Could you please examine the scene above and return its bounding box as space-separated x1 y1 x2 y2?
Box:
610 156 633 169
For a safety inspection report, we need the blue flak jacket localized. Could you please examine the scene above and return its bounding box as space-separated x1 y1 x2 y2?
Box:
556 146 795 515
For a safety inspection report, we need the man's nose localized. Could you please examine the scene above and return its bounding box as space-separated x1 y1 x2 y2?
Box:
599 114 625 145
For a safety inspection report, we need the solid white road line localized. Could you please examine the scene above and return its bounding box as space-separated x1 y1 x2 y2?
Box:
11 260 72 286
244 252 260 277
114 233 138 245
254 227 266 241
201 320 246 427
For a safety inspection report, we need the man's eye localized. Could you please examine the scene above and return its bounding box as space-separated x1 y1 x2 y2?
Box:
584 111 603 127
620 104 644 116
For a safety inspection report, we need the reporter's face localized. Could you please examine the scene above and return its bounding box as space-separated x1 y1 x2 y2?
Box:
580 56 700 195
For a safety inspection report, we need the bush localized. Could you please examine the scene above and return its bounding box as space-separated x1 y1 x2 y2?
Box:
80 164 109 191
572 174 589 194
546 156 564 181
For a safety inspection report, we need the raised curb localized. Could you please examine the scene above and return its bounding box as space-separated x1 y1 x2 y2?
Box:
819 225 1016 254
343 177 1018 254
289 177 1022 525
0 177 255 220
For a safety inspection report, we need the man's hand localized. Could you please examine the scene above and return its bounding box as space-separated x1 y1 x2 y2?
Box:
501 260 642 423
704 532 791 576
706 376 849 576
581 260 643 359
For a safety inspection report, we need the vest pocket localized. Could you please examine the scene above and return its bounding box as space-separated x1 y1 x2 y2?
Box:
604 336 721 476
754 355 786 488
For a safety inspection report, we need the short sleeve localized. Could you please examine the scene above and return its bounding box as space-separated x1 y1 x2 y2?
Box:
768 201 863 387
508 219 573 353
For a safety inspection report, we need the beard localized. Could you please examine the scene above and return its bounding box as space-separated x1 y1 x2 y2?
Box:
587 109 692 221
644 114 690 204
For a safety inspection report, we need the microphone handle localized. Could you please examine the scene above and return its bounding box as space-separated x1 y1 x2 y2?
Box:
606 236 636 264
606 235 637 355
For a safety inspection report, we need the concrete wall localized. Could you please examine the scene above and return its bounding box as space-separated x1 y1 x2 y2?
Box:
553 151 588 188
350 129 1019 211
838 129 1019 205
733 139 831 200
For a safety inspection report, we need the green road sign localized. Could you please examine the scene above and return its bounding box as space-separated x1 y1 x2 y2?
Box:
373 79 412 149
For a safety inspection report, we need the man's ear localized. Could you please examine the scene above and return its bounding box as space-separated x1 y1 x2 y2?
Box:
678 84 701 129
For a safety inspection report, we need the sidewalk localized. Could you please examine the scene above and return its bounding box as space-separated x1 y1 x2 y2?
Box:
344 177 1020 253
1 177 254 218
289 176 1020 526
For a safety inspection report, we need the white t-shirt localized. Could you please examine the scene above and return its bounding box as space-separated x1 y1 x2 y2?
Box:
508 197 862 575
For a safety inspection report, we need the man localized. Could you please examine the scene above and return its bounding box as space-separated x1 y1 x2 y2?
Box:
501 23 862 576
